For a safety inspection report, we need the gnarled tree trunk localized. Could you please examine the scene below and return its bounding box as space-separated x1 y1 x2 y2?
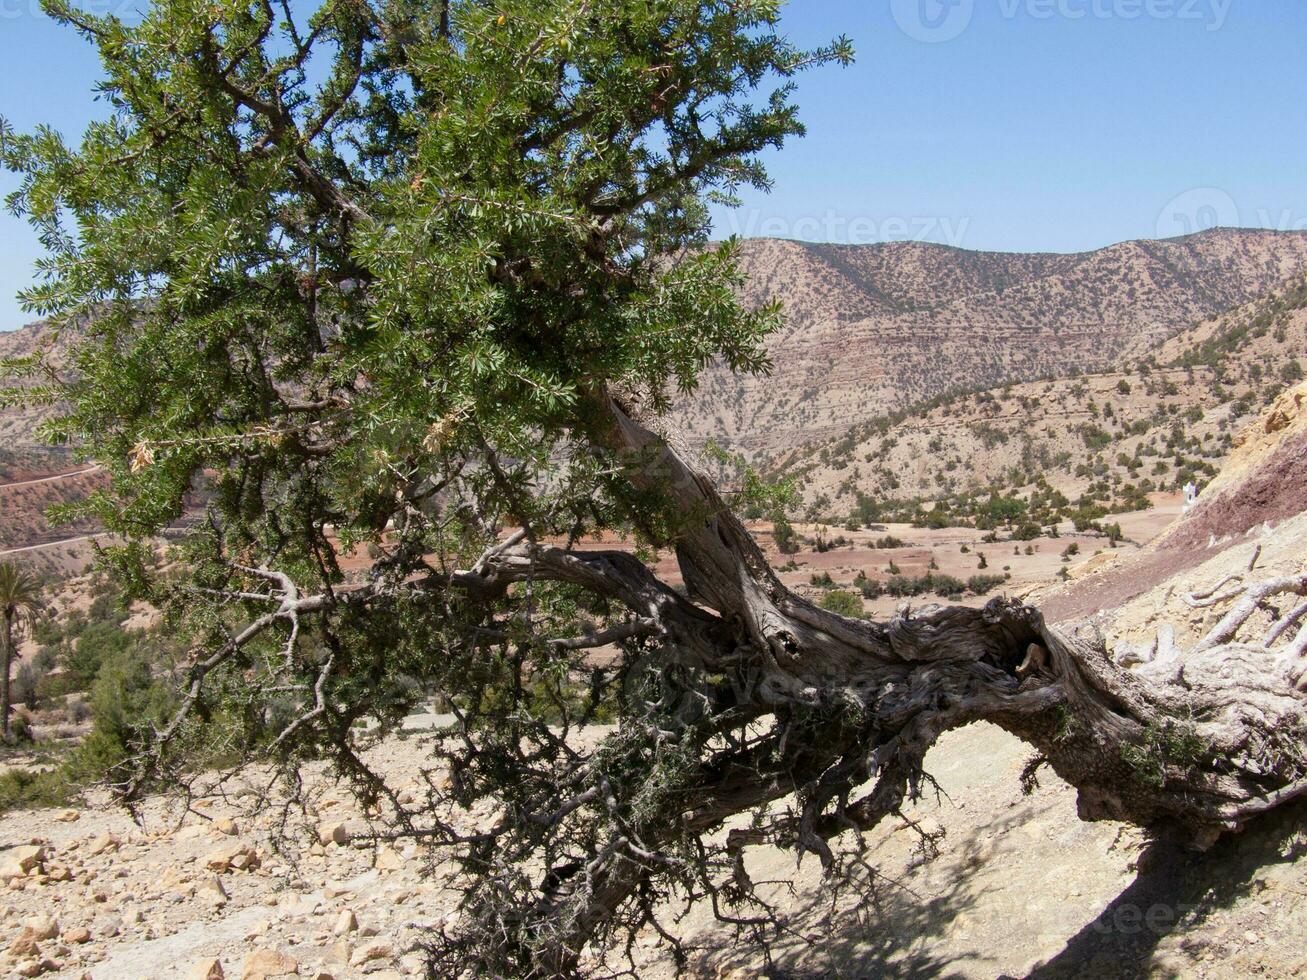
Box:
448 390 1307 975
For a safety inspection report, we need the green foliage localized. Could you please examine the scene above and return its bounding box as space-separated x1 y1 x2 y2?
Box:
1120 716 1206 789
0 3 863 969
772 514 801 555
703 442 797 520
966 574 1006 596
1012 522 1042 541
817 589 864 618
75 649 178 777
0 765 74 813
1078 424 1113 450
863 572 967 600
63 621 133 687
0 0 852 762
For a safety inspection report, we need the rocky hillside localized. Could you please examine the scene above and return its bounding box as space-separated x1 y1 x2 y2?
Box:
5 230 1307 555
772 269 1307 526
668 228 1307 458
0 318 77 453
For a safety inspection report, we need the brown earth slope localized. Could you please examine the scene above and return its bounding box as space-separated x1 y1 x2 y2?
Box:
773 268 1307 522
669 228 1307 458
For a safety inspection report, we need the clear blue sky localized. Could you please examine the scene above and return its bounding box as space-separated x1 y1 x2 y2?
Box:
3 1 1306 330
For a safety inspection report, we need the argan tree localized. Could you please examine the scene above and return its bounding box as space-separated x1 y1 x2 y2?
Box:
3 1 1306 975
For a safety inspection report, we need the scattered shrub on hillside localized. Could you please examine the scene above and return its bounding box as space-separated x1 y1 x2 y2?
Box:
966 575 1006 596
818 590 865 619
772 515 801 555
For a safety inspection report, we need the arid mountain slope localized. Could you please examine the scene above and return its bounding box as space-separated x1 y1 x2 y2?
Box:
768 267 1307 522
669 228 1307 457
0 317 74 452
4 229 1307 552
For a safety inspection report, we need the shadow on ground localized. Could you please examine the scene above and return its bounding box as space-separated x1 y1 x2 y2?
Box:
694 795 1307 980
697 801 1061 979
1024 798 1307 980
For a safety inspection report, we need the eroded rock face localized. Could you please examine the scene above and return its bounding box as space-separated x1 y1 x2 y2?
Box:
670 231 1307 460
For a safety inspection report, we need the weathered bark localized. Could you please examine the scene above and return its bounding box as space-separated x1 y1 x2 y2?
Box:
450 389 1307 975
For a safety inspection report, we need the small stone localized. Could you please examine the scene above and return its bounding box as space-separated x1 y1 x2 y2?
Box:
349 940 393 968
187 958 225 980
204 841 261 873
240 947 299 980
9 934 41 958
332 909 358 935
54 810 80 823
0 845 47 879
93 916 121 939
198 877 229 907
278 890 322 916
23 914 60 940
64 927 91 945
374 847 405 872
398 952 427 976
214 817 240 836
244 919 271 941
16 959 60 978
318 822 350 846
86 835 120 857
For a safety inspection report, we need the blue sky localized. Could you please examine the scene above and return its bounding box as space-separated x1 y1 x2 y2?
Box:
2 0 1306 330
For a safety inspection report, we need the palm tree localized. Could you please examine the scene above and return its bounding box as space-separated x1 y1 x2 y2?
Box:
0 562 43 741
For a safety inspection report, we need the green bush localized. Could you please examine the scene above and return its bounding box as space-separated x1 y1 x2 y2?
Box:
74 650 178 777
0 767 74 813
62 621 133 688
818 590 864 618
966 575 1006 596
772 515 800 555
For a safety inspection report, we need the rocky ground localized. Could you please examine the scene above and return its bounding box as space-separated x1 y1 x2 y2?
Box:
0 737 465 980
1 716 1304 980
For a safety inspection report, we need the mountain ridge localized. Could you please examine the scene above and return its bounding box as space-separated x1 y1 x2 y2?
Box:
668 227 1307 458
